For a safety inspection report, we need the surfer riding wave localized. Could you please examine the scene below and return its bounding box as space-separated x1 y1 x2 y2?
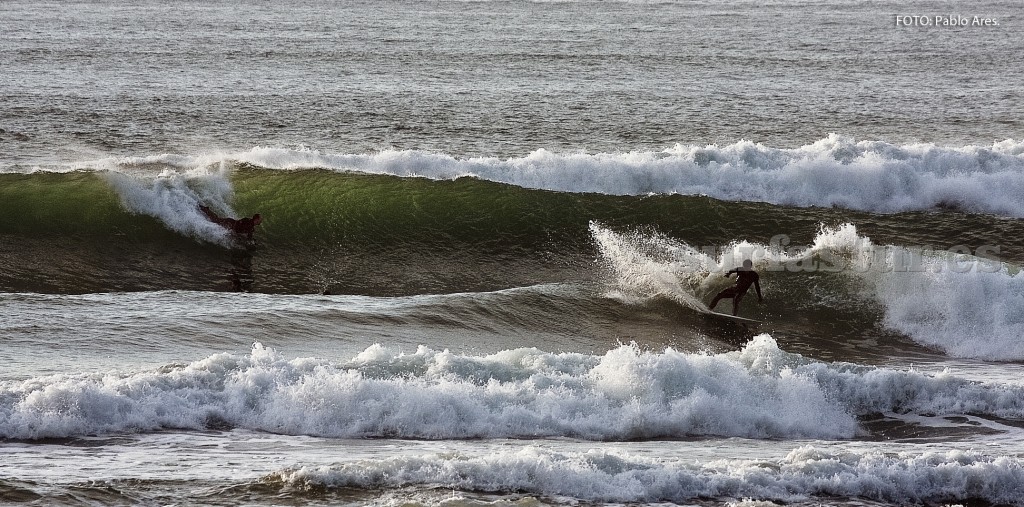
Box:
709 259 763 316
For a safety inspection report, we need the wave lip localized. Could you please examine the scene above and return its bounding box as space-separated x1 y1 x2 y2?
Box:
270 445 1024 505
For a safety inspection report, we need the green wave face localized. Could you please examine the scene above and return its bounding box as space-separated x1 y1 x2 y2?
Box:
2 166 1021 295
0 171 148 236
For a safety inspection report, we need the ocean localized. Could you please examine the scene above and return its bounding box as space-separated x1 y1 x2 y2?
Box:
2 0 1024 505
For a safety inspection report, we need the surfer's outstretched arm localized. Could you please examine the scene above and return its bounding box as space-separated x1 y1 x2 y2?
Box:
754 279 763 302
199 204 239 230
200 205 225 224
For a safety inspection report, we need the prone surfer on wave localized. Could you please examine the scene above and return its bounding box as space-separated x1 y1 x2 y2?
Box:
708 259 763 316
199 205 263 240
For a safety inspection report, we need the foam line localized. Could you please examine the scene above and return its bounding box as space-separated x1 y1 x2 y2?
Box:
271 445 1024 505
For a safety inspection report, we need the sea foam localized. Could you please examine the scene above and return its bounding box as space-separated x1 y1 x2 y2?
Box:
271 445 1024 505
4 338 1024 441
100 161 241 246
871 253 1024 360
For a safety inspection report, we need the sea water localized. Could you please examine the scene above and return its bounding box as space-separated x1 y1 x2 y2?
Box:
2 0 1024 505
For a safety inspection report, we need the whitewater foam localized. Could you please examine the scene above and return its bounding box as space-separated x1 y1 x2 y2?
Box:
270 445 1024 505
101 162 242 246
589 222 715 311
805 225 1024 360
868 253 1024 360
6 338 1024 441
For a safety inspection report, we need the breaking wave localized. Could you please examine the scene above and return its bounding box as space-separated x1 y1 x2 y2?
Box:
592 222 1024 360
5 338 1024 441
46 134 1024 217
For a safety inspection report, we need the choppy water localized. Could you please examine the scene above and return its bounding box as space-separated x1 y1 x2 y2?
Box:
2 0 1024 505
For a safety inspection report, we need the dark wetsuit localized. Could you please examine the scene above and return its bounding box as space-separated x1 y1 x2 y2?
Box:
200 205 261 240
231 217 258 238
709 266 763 315
722 269 759 299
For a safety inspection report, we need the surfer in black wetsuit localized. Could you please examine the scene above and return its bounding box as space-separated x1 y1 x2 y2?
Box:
709 259 763 316
199 205 263 240
199 205 262 292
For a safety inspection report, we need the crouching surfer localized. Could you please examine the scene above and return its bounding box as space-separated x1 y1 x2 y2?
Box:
709 259 763 316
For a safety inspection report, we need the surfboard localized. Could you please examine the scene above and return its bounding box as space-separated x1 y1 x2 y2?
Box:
699 310 762 324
